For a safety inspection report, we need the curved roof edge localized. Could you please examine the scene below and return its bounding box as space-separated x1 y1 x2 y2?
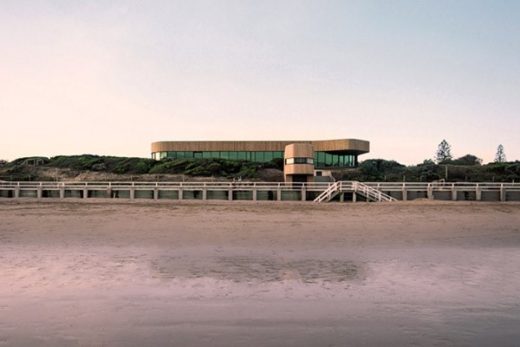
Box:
151 139 369 154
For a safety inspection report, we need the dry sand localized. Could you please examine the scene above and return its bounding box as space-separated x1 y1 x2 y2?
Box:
1 200 519 346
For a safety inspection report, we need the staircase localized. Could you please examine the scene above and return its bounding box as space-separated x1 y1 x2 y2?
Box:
313 181 341 203
314 181 396 203
353 182 396 202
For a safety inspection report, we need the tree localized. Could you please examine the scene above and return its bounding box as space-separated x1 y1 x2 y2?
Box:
495 144 506 163
451 154 482 166
358 159 405 181
435 140 453 164
419 159 436 166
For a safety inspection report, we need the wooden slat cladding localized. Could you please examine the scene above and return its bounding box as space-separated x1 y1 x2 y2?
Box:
151 139 369 153
284 144 314 158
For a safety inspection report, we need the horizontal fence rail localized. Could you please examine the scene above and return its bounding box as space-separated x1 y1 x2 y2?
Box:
0 181 519 202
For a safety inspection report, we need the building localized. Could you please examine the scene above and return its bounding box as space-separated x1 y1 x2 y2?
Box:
151 138 369 169
283 143 315 183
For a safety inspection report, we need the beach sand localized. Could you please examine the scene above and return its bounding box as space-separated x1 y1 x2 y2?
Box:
1 200 519 346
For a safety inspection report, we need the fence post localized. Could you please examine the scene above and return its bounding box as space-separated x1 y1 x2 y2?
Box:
500 184 506 202
15 182 20 199
475 183 481 201
402 183 407 201
451 183 457 201
37 182 43 199
153 183 159 200
427 183 433 200
129 182 135 200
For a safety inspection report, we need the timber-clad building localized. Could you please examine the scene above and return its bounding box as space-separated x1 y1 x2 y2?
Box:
151 139 369 168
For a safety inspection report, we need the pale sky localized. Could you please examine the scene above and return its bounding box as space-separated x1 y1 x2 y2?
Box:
1 0 519 164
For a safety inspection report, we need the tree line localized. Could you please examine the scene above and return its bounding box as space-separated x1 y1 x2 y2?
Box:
435 139 507 165
339 140 518 182
0 141 517 182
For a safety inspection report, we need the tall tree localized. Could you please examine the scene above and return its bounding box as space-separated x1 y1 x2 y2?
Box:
435 139 453 164
495 144 506 163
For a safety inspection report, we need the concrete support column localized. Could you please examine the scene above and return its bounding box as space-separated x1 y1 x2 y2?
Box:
129 183 135 200
178 188 183 200
153 188 159 200
37 185 42 199
402 183 407 201
228 184 233 201
277 184 282 201
83 188 88 199
59 187 65 199
252 188 257 201
339 193 344 202
352 192 357 202
107 188 112 199
427 184 433 200
451 184 457 201
476 184 482 201
301 186 306 201
202 185 207 200
14 185 20 199
500 184 506 202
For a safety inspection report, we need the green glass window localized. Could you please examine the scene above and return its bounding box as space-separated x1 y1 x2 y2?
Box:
181 151 193 159
333 154 340 167
317 152 325 166
325 153 332 166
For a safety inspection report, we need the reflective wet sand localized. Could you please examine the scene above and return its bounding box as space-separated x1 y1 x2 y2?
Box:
1 200 519 346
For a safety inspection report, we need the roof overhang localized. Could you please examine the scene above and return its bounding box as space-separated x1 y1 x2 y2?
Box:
151 139 369 154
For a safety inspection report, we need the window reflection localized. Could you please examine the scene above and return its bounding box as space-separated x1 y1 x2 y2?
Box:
153 151 357 167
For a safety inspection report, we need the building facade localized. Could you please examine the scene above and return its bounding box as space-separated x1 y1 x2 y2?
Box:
283 143 315 183
151 139 369 168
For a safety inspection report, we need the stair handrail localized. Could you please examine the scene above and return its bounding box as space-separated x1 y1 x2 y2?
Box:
354 181 396 202
313 181 341 203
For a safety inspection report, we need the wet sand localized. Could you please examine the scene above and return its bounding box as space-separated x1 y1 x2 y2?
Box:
1 200 520 346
